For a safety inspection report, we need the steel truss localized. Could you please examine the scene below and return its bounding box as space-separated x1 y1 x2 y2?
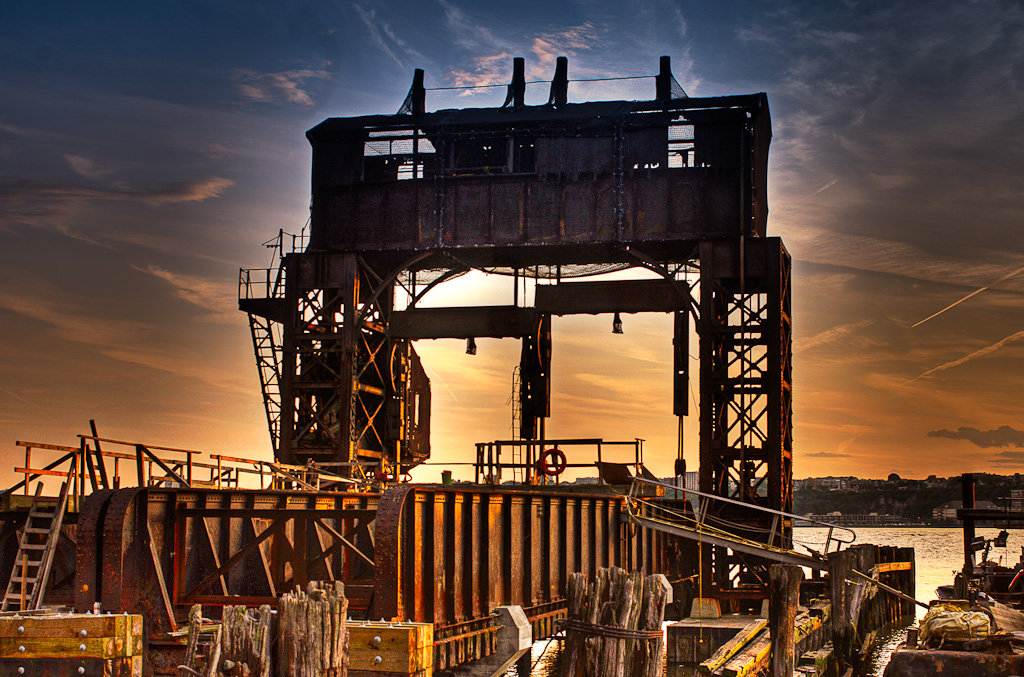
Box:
272 253 429 475
698 238 793 600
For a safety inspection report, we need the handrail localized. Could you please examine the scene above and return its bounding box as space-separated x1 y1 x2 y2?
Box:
629 476 857 553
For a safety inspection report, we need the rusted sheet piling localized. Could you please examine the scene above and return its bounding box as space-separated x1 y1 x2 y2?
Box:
563 567 669 677
278 581 349 677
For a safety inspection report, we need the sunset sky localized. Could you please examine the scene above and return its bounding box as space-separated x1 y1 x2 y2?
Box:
3 0 1024 487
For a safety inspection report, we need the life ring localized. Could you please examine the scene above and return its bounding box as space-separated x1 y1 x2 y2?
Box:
537 447 567 476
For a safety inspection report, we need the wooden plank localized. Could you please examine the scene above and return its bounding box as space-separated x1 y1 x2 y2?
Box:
721 633 771 677
874 561 912 573
698 619 767 675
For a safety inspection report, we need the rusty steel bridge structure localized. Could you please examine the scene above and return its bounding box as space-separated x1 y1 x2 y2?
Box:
0 56 792 673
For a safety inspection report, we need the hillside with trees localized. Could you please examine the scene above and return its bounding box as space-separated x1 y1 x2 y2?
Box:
793 473 1024 522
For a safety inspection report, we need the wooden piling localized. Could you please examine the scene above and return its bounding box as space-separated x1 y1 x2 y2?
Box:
769 564 802 677
278 581 349 677
563 567 668 677
828 546 857 675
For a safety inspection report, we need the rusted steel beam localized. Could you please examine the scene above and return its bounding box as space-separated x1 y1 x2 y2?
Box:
182 518 289 601
535 279 686 315
390 306 539 339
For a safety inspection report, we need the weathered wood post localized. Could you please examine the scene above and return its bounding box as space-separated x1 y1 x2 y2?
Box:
769 564 802 677
828 547 857 675
220 604 273 677
278 581 349 677
562 567 668 677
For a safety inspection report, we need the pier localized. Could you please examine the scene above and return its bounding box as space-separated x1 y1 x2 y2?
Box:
0 56 919 675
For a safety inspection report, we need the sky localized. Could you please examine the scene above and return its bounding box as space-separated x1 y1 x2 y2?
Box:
2 0 1024 487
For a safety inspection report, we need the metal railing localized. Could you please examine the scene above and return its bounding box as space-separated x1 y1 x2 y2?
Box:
473 437 645 485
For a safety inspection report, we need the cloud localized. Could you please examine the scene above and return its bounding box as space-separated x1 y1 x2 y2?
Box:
64 154 110 180
905 329 1024 384
799 319 871 351
0 176 234 228
134 264 238 322
803 451 851 458
928 425 1024 449
530 24 598 69
234 68 330 107
992 450 1024 465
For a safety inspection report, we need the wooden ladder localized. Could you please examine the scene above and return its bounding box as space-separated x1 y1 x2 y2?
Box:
2 458 76 611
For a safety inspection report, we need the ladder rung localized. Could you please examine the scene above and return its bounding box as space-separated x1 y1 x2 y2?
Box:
24 527 52 534
19 543 47 550
8 576 37 584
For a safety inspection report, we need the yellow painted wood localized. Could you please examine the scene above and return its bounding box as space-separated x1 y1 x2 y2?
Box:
347 621 432 673
875 561 912 573
697 619 766 675
0 613 144 659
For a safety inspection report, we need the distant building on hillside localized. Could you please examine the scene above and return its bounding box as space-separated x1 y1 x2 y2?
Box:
1011 489 1024 511
933 499 999 520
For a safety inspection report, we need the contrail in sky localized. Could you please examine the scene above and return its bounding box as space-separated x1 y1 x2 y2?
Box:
904 329 1024 385
809 179 838 196
913 263 1024 327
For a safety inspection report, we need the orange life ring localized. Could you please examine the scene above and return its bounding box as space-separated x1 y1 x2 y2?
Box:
537 447 567 476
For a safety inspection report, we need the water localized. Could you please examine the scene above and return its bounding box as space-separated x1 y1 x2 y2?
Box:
511 526 1022 676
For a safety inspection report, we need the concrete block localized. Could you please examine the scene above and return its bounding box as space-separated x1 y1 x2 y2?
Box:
690 597 721 619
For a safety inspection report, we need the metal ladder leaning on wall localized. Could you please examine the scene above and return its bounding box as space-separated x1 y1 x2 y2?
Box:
2 457 77 611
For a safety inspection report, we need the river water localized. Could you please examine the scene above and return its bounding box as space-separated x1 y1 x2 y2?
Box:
510 526 1021 676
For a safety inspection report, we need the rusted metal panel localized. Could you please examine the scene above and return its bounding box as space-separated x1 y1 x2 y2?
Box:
413 492 429 622
450 493 464 621
390 306 538 339
508 496 524 606
486 494 504 612
74 489 114 613
547 496 561 600
534 279 686 315
529 496 543 606
580 499 592 578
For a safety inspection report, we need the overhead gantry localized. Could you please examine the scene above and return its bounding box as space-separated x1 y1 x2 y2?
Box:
240 55 792 596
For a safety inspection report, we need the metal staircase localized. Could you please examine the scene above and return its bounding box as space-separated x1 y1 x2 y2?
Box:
2 458 76 611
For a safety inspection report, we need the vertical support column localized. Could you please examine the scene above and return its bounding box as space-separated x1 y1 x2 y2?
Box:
338 253 360 472
698 238 793 594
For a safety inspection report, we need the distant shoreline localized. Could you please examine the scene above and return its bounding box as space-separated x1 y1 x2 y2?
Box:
793 523 1002 529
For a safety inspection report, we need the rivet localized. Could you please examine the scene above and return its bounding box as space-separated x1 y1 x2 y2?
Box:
18 645 25 652
18 668 25 674
80 629 88 637
17 626 24 633
374 656 383 664
373 636 382 645
79 668 86 675
79 643 87 651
